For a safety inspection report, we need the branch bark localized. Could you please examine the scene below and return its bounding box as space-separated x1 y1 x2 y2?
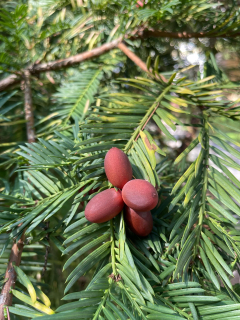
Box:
132 29 240 39
118 42 167 82
0 74 20 92
23 70 35 143
0 71 35 319
0 38 122 92
0 27 239 92
118 42 149 73
0 234 25 319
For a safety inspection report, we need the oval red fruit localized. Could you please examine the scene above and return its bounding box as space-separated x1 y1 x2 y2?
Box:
122 179 158 211
104 147 132 189
85 188 124 223
125 206 153 237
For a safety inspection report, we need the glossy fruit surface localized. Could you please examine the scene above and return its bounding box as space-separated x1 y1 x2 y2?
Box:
104 147 132 189
122 179 158 211
85 188 124 223
125 206 153 236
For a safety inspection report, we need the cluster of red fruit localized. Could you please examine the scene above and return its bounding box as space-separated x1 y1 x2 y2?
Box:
85 148 159 237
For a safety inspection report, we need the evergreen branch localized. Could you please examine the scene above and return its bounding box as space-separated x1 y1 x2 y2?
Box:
198 114 209 228
23 70 35 143
0 71 35 320
0 233 25 320
0 74 20 92
118 42 149 73
0 38 122 92
133 28 240 40
1 25 239 92
195 113 209 257
118 42 167 82
124 85 172 153
62 69 102 126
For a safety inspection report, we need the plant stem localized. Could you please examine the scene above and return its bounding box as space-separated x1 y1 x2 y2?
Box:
198 114 209 228
110 219 116 276
118 42 152 75
0 233 25 320
0 71 35 319
23 70 35 143
124 85 172 153
92 289 110 320
0 38 122 92
194 113 209 258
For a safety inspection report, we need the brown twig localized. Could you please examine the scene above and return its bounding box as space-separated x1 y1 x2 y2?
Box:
0 38 122 92
6 307 10 320
118 42 167 82
135 103 160 141
0 71 35 320
132 28 240 40
23 70 35 143
118 42 149 73
0 234 25 319
0 74 20 91
2 25 239 92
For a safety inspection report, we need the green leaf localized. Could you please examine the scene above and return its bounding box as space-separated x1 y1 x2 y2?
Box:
201 232 233 276
106 301 127 320
210 154 240 185
171 162 195 195
14 266 37 303
32 286 51 307
195 148 204 177
32 307 96 319
63 223 105 245
110 293 136 320
168 295 220 303
200 240 232 289
208 181 240 217
146 313 185 319
174 227 198 278
103 306 116 320
134 141 155 185
174 138 199 164
9 306 43 318
159 265 176 281
207 197 237 224
62 290 103 300
153 115 177 141
156 109 176 131
117 269 145 304
56 297 101 312
63 233 110 270
87 263 112 290
161 288 205 297
65 242 111 293
199 246 220 290
188 303 199 320
11 290 54 314
209 167 240 205
210 136 240 160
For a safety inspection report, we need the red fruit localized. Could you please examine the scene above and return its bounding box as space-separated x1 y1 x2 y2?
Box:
104 147 132 189
85 188 124 223
125 206 153 237
136 0 144 7
122 179 158 211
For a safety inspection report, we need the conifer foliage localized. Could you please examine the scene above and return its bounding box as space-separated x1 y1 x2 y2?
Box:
0 1 240 319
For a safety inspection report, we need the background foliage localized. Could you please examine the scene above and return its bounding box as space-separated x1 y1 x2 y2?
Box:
0 0 240 319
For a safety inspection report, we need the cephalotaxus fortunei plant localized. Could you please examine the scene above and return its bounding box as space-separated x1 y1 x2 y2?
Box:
0 1 240 319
